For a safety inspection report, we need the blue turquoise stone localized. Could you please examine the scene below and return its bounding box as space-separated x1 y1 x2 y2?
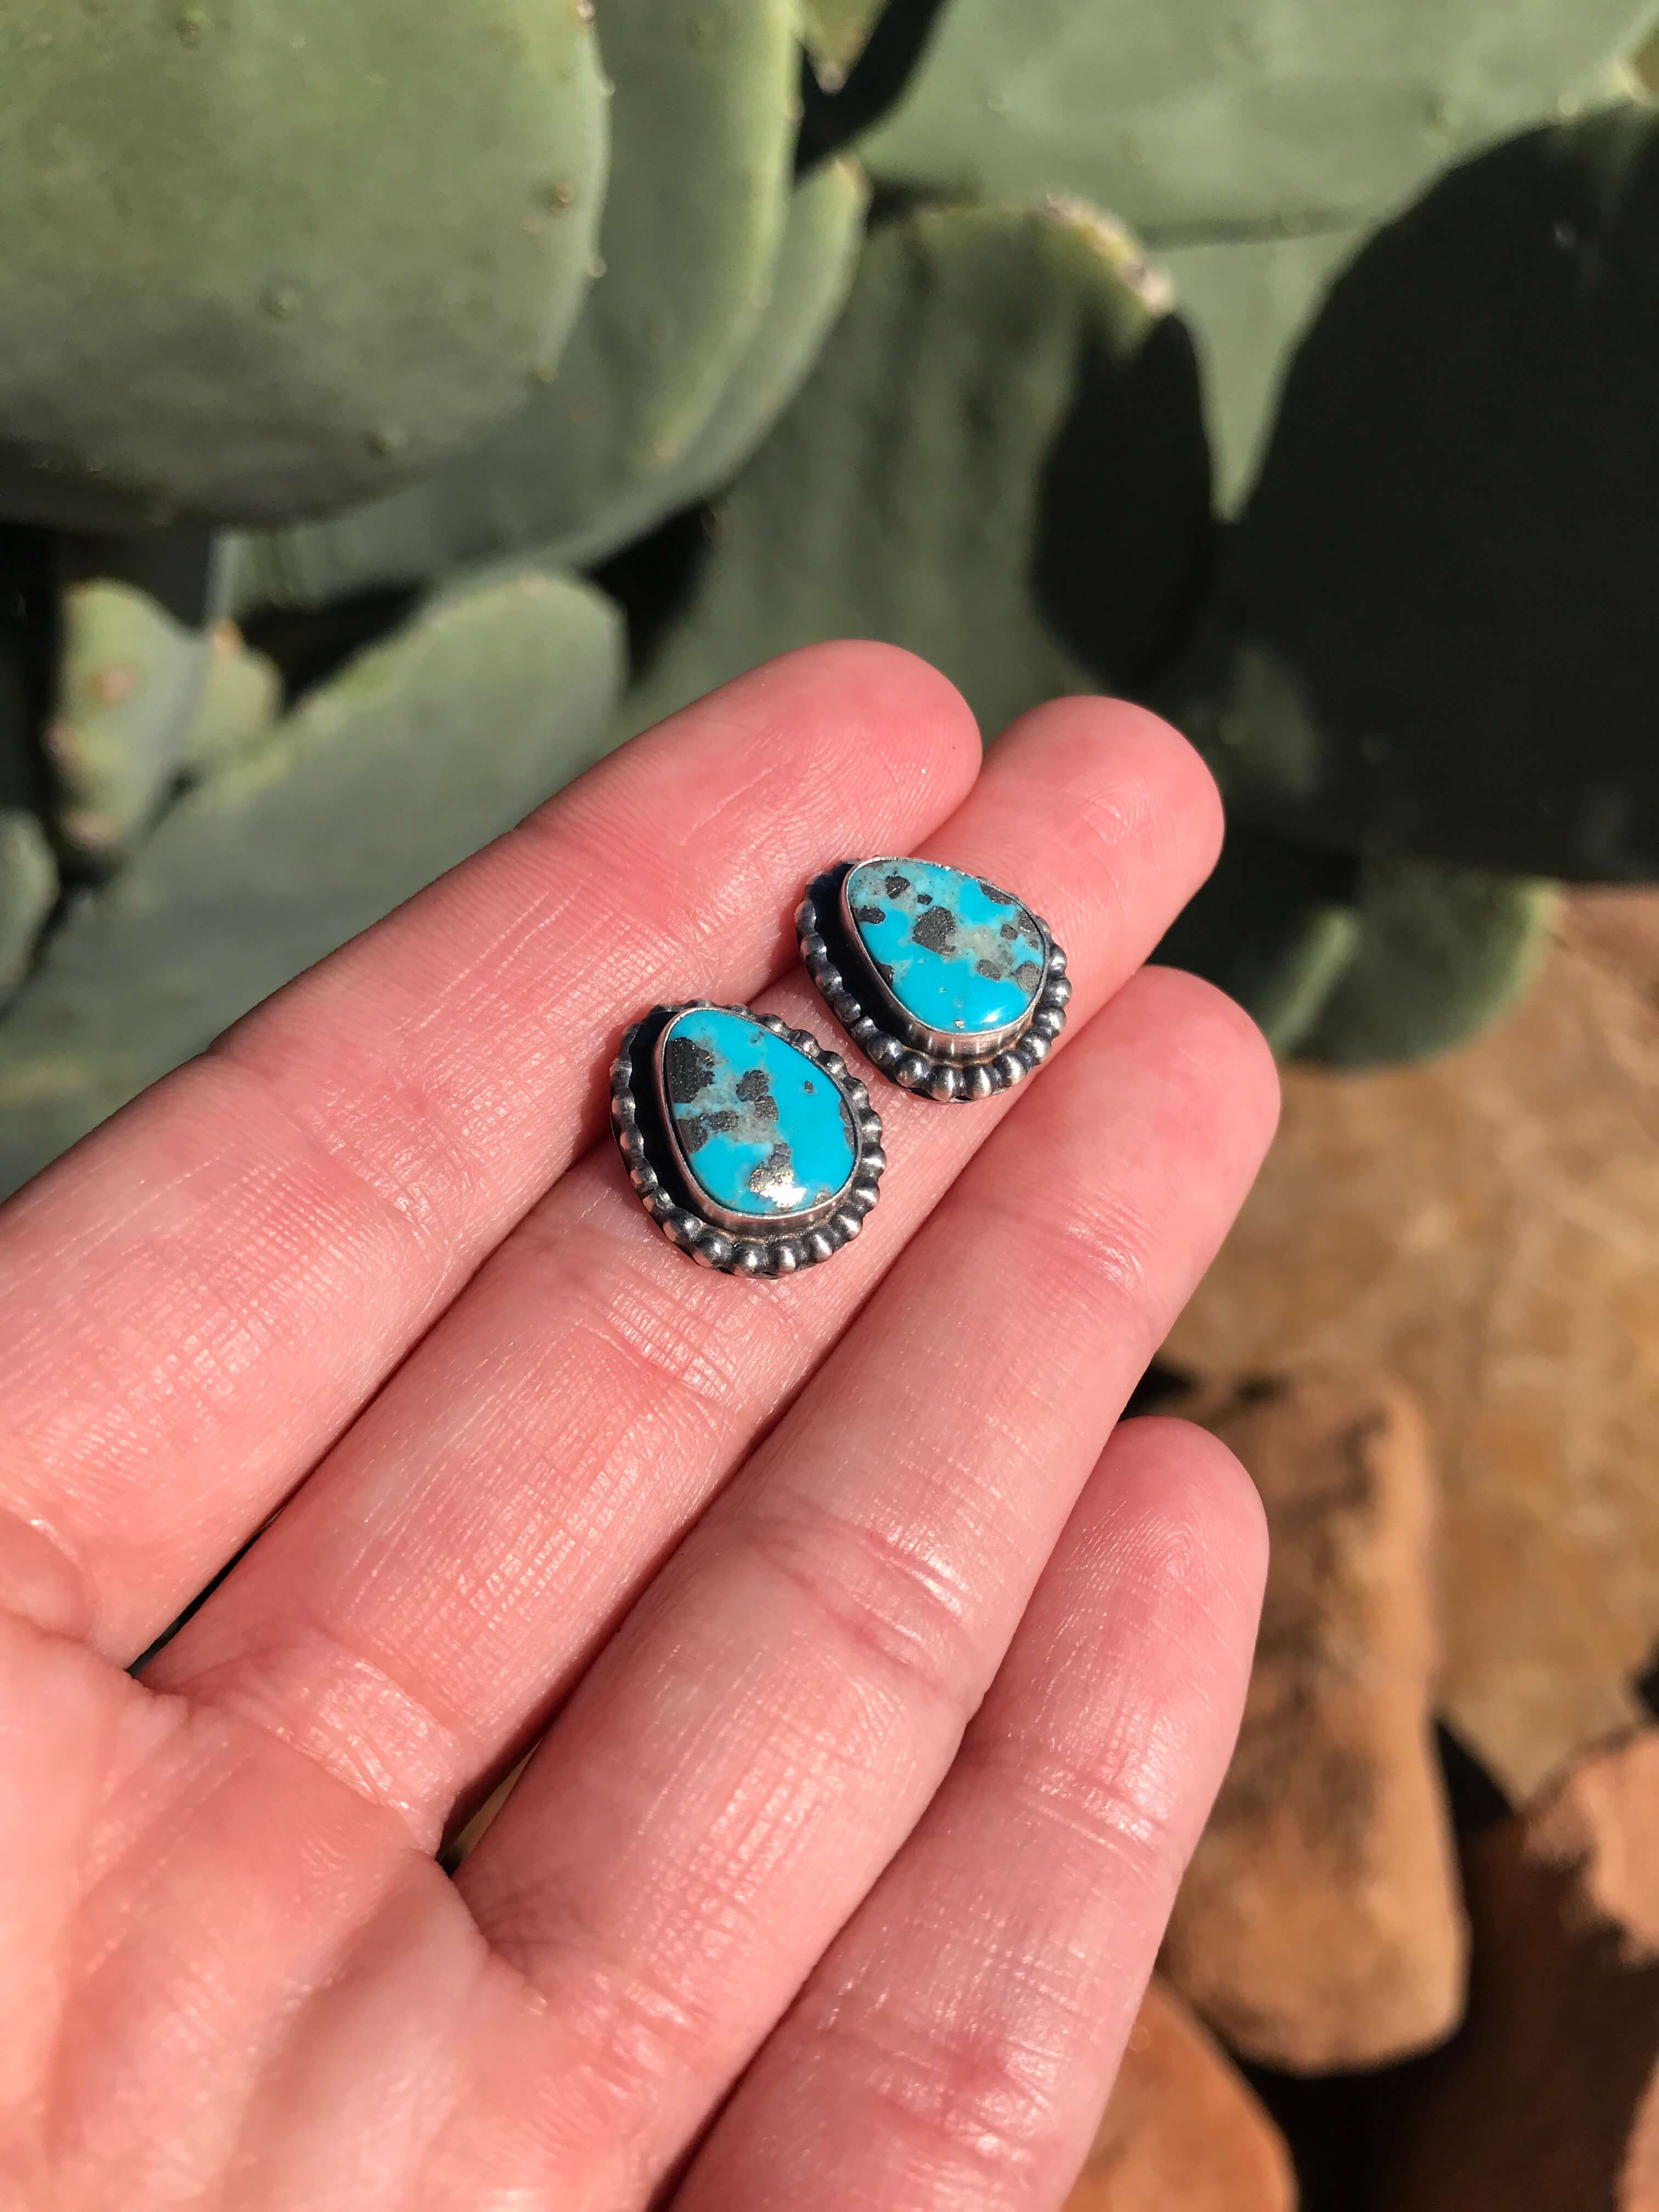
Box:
661 1008 856 1220
846 858 1046 1039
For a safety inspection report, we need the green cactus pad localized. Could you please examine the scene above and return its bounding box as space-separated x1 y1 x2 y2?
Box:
1297 859 1558 1066
618 199 1211 746
47 528 233 865
1154 820 1361 1055
180 625 283 774
1160 230 1361 509
49 581 211 865
851 0 1650 240
574 156 871 569
234 0 798 612
0 0 608 531
1174 108 1659 879
0 814 56 1009
0 569 623 1196
803 0 885 86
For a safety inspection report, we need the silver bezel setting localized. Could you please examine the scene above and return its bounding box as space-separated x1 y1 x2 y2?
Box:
797 861 1073 1103
611 1002 886 1277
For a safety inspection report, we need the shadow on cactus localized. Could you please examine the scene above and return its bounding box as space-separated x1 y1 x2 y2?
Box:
3 0 1659 1196
0 528 57 1002
614 198 1214 747
1172 108 1659 884
840 0 1651 239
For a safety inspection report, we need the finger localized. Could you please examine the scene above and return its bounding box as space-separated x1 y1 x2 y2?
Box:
676 1417 1266 2212
0 644 980 1654
453 965 1278 2202
148 699 1223 1845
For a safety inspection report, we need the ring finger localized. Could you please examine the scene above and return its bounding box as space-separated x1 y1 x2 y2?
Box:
676 1415 1267 2211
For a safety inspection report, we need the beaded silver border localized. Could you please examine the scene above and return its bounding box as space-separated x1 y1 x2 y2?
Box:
611 1002 886 1277
796 862 1073 1102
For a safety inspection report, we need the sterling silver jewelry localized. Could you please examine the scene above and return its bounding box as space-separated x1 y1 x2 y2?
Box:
797 857 1071 1101
611 1002 885 1276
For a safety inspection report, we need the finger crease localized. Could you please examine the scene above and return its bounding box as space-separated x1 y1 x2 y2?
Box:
737 1499 984 1723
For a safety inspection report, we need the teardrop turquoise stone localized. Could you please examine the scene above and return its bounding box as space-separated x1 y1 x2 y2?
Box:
847 858 1046 1038
661 1008 856 1220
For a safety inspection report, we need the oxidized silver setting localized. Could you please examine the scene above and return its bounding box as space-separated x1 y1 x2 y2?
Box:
797 862 1073 1102
611 1002 886 1277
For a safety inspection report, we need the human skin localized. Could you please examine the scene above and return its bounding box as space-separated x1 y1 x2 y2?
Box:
0 644 1277 2211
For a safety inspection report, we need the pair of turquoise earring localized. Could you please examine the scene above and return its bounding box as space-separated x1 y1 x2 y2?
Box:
611 856 1071 1277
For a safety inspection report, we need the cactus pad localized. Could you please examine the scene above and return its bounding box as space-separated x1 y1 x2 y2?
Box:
619 199 1211 745
0 568 623 1195
1155 820 1361 1054
803 0 886 86
234 0 798 611
1161 230 1362 509
851 0 1651 239
575 156 871 569
0 816 55 1010
180 625 283 775
0 0 608 529
1298 860 1557 1066
47 533 230 866
1176 108 1659 879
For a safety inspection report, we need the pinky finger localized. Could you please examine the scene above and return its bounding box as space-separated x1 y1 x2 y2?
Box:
673 1417 1267 2212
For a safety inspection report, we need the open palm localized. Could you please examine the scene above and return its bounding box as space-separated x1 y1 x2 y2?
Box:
1 646 1274 2211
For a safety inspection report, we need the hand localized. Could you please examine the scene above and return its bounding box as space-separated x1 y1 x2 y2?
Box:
0 646 1277 2211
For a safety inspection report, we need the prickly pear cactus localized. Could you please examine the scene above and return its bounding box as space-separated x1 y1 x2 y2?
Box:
0 0 610 529
3 0 1659 1153
0 568 623 1195
848 0 1651 238
802 0 885 86
1153 828 1558 1062
233 0 799 610
582 156 871 563
0 815 54 1009
48 578 215 865
1298 860 1558 1067
1172 106 1659 881
44 533 231 867
556 0 800 516
814 0 1659 523
1158 229 1362 506
180 626 283 777
1152 820 1361 1056
619 198 1211 744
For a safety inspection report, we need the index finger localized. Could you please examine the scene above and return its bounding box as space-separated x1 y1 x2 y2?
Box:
0 645 980 1655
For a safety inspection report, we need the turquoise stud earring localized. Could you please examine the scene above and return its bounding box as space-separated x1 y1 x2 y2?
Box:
611 1003 885 1275
797 857 1071 1101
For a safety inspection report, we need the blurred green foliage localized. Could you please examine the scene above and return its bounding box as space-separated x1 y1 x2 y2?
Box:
2 0 1657 1189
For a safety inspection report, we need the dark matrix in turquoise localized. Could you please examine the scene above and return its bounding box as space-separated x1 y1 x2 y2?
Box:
847 857 1046 1039
661 1008 856 1220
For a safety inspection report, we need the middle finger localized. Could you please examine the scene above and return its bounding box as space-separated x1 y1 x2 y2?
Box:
148 697 1221 1846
